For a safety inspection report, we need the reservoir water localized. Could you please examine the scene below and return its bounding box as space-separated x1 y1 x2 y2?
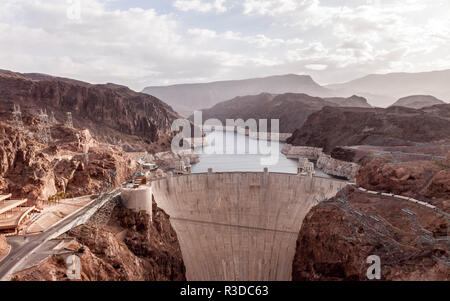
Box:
191 130 331 178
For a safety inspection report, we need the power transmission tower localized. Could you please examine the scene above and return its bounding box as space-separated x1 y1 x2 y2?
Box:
11 104 24 131
84 152 89 165
65 112 73 128
37 109 52 143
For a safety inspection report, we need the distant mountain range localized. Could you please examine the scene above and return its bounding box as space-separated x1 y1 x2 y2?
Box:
326 69 450 108
190 93 371 133
143 70 450 115
143 74 332 116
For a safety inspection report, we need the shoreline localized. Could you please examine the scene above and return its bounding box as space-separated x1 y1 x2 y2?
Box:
201 125 292 142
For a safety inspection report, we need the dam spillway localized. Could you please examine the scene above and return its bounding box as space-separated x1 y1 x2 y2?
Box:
151 172 347 281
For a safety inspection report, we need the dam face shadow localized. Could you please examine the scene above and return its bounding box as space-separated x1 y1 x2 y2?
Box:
151 172 346 281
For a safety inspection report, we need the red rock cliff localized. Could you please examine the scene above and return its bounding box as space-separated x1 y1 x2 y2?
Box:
0 121 136 202
292 187 449 281
13 198 186 281
0 70 180 152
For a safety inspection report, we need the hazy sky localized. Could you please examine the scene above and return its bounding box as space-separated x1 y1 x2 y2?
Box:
1 0 449 91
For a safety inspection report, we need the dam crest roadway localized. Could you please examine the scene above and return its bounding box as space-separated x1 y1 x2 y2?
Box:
147 170 347 281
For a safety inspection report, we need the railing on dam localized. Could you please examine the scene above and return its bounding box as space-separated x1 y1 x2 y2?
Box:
146 170 350 185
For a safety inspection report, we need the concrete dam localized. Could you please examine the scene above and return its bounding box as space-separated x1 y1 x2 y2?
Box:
150 172 347 281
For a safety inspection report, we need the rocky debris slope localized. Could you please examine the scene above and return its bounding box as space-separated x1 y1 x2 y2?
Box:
391 95 445 109
13 197 186 281
0 69 180 152
293 186 449 281
356 151 450 212
0 121 136 203
287 104 450 153
192 93 371 133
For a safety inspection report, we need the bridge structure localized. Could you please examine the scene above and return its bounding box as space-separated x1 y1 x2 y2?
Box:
0 190 120 281
0 195 34 235
145 170 348 281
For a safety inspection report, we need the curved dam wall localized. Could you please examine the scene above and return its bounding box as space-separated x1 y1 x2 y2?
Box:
151 172 347 281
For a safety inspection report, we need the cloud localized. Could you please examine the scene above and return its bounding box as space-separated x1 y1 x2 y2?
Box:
188 28 303 48
0 0 449 91
173 0 228 13
305 64 328 71
188 28 218 39
242 0 317 16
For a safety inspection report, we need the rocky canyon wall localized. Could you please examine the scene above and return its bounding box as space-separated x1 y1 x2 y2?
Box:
0 121 136 202
292 187 449 281
0 70 180 152
13 197 186 281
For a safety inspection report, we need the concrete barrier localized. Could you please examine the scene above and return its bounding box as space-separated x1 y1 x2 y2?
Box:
317 154 360 180
281 144 323 160
351 184 447 217
120 187 153 219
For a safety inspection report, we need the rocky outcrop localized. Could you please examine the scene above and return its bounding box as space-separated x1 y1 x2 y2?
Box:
0 121 136 203
0 69 180 152
13 230 147 281
0 121 57 201
13 199 186 281
317 154 359 180
287 105 450 153
292 187 449 281
293 144 449 281
111 201 186 280
357 157 450 211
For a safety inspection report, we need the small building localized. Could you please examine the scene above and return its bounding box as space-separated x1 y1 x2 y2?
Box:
298 158 315 177
174 157 192 175
133 173 147 188
143 163 158 172
0 194 36 235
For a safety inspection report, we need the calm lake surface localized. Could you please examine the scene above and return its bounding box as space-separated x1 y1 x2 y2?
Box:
191 130 331 178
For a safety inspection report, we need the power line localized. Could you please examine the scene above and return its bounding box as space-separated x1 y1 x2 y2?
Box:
11 104 24 131
36 109 52 143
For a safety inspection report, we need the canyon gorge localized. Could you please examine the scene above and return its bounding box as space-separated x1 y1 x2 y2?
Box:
1 69 448 282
